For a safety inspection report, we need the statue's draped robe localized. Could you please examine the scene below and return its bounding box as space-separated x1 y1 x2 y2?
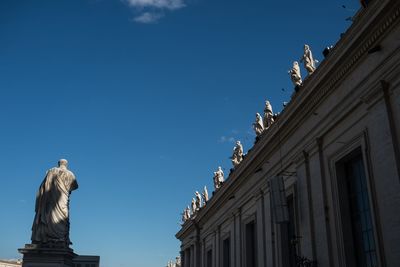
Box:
31 167 78 245
304 50 315 72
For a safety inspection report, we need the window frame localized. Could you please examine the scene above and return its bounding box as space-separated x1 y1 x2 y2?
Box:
242 214 257 267
285 184 300 267
328 132 383 267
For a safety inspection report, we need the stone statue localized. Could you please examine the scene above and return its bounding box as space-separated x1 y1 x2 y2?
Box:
300 44 317 75
202 186 209 204
191 198 197 215
231 140 244 167
213 166 224 190
263 100 274 130
195 191 202 210
185 206 191 220
176 256 181 267
289 61 302 87
253 113 265 136
31 159 78 247
181 209 187 224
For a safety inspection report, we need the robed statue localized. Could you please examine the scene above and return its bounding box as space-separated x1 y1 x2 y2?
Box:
31 159 78 247
300 44 317 75
253 113 265 136
231 141 244 167
289 61 303 87
213 166 225 190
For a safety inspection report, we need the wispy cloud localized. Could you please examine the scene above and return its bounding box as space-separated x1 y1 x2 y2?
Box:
133 12 164 23
231 129 239 135
124 0 186 23
126 0 185 10
218 136 235 143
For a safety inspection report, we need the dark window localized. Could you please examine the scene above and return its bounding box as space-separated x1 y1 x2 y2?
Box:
245 221 257 267
181 251 185 267
280 194 297 267
187 248 191 267
287 195 297 267
206 249 212 267
223 238 230 267
337 148 378 267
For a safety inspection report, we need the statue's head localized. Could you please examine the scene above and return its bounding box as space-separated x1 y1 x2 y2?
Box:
58 159 68 168
236 140 241 145
304 44 309 50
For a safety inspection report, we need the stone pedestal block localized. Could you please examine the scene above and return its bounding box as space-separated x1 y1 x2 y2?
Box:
18 244 77 267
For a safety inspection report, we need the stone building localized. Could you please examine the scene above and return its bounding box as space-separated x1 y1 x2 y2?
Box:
0 260 22 267
176 0 400 267
1 255 99 267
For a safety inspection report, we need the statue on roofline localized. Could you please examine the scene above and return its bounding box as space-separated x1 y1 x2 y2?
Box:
202 186 209 204
231 140 244 167
185 206 191 220
300 44 318 75
195 191 202 210
289 61 303 87
253 113 265 136
175 256 181 267
213 166 224 190
191 198 197 215
263 100 275 130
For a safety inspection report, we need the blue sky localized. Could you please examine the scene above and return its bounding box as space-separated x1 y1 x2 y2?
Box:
0 0 359 266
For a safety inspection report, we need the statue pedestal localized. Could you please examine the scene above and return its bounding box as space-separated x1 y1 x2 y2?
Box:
18 244 77 267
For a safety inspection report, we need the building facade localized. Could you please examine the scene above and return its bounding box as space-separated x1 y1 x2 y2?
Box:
0 260 22 267
176 0 400 267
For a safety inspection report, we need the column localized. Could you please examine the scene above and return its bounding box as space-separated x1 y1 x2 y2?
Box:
233 208 241 267
256 191 266 267
264 191 274 267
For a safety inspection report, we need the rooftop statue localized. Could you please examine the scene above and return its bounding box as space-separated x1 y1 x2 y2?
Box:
181 208 188 224
195 191 202 210
263 100 275 130
253 113 265 136
213 166 224 190
31 159 78 247
176 256 181 267
191 198 197 215
300 44 317 75
231 140 244 167
289 61 303 87
185 206 191 220
202 186 209 204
